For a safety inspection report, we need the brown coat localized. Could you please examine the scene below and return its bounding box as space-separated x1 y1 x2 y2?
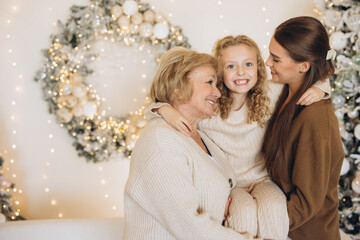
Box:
273 99 344 240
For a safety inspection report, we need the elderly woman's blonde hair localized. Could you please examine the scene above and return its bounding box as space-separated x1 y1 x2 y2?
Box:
213 35 270 127
150 47 221 105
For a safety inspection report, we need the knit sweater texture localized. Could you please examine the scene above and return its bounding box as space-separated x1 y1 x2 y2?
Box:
199 79 330 188
123 118 261 240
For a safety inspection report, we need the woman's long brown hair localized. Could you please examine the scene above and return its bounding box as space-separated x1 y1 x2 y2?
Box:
261 16 335 182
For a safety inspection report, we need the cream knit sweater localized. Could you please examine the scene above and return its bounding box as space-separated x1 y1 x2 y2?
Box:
199 79 330 187
198 80 282 187
123 118 261 240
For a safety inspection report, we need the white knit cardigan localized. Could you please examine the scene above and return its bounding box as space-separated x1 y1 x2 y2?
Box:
122 118 261 240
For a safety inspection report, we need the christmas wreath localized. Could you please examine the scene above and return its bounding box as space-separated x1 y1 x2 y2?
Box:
35 0 191 163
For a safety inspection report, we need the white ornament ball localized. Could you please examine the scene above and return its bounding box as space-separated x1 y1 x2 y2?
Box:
129 24 139 34
351 173 360 194
354 124 360 140
57 96 66 106
123 0 138 16
72 104 84 117
143 10 155 23
83 102 97 117
62 83 72 95
65 95 78 108
329 31 348 51
340 158 350 176
347 108 359 119
0 176 10 190
131 12 143 25
111 5 123 18
155 11 166 23
345 13 360 32
139 23 153 37
153 23 169 39
56 108 73 123
117 15 130 28
72 73 83 84
72 84 87 98
324 10 342 28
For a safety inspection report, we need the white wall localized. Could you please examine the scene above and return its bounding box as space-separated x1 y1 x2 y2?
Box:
0 0 316 220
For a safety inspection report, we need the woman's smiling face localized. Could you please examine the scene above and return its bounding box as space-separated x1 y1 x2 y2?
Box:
265 36 304 85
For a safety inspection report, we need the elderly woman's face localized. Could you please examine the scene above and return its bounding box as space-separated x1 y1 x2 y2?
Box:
185 65 221 120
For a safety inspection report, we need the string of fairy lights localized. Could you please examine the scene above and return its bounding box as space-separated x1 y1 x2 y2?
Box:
2 0 280 219
1 3 23 220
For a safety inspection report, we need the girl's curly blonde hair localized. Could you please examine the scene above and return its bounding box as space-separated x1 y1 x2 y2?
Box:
212 35 270 127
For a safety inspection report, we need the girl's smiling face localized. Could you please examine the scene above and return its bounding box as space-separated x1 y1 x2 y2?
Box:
220 44 258 98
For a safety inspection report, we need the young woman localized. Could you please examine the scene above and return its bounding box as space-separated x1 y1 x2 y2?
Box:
262 16 344 240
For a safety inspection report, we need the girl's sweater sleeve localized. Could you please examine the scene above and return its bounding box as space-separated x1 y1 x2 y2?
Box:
313 78 331 99
144 102 171 121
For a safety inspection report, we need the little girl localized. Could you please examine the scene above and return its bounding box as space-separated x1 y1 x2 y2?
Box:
146 35 330 239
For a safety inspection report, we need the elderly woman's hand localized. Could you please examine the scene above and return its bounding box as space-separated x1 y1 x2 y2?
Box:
158 105 195 137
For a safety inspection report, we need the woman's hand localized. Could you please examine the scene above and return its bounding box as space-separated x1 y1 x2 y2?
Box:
158 105 195 137
296 86 325 106
222 197 232 226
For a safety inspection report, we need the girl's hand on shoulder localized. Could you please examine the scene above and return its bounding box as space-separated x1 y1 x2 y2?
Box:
158 105 194 137
296 86 324 106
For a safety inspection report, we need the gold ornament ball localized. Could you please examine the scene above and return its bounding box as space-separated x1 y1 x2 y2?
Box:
111 5 123 18
143 10 155 23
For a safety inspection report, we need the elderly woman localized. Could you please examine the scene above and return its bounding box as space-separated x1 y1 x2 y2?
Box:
122 47 260 240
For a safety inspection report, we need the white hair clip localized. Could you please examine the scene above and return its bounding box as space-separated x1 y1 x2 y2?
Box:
326 49 337 61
